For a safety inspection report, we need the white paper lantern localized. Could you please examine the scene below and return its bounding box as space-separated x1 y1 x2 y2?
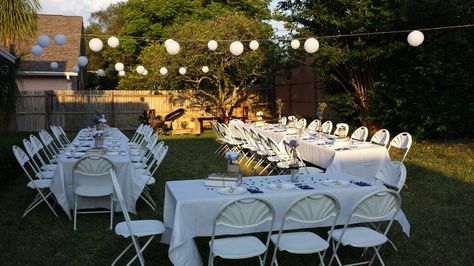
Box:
114 62 124 72
78 56 88 67
179 67 187 75
136 65 145 74
50 62 59 70
407 30 424 47
37 35 51 48
230 41 244 56
290 39 300 49
89 38 103 52
31 45 43 56
202 66 209 73
164 39 174 47
208 40 218 51
165 40 180 55
160 67 168 75
107 36 120 48
54 34 66 46
97 69 105 76
143 69 148 76
72 66 80 73
249 40 259 51
118 70 126 77
304 38 319 53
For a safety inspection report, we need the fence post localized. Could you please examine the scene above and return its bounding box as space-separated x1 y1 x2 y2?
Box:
45 91 50 129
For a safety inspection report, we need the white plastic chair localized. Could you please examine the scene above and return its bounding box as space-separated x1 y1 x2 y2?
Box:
321 121 333 134
72 156 115 231
307 119 321 132
12 145 58 218
30 134 57 166
329 189 401 266
296 118 307 129
270 193 340 266
370 129 390 147
334 123 349 137
50 125 67 148
110 169 165 266
388 132 412 162
22 139 56 176
351 126 369 142
39 129 61 159
375 161 407 193
209 198 275 266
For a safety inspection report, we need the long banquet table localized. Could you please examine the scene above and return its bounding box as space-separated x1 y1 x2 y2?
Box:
250 125 391 180
162 173 410 266
50 128 146 219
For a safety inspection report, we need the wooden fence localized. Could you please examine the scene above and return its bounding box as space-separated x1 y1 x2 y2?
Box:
12 90 219 131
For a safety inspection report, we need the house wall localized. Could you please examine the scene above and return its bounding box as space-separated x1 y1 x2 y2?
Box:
18 76 71 91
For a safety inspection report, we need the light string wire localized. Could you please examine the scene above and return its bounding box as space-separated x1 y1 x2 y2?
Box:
72 23 474 43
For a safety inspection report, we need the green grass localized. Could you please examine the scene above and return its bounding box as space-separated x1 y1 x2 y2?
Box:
0 131 472 265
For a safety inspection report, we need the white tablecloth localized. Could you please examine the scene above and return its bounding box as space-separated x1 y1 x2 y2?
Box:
162 173 410 266
252 126 391 180
50 128 146 219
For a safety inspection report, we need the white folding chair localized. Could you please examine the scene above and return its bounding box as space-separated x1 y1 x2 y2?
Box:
307 119 321 132
296 118 307 129
270 193 340 266
334 123 349 136
30 134 57 166
388 132 412 163
321 121 333 134
370 129 390 147
23 139 57 175
375 161 407 193
39 129 61 159
50 125 68 148
72 156 115 230
12 145 58 218
351 126 369 142
110 169 165 266
329 189 402 266
57 125 71 144
209 198 275 266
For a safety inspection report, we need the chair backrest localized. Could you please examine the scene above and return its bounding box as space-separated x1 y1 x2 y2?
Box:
12 145 42 181
50 125 67 147
351 126 368 142
110 169 145 266
296 118 307 129
39 129 60 155
281 116 287 126
351 189 401 223
214 198 275 228
388 132 412 162
307 119 321 131
57 125 71 144
321 121 333 134
370 129 390 147
23 139 47 172
149 145 168 176
375 161 407 192
73 156 114 188
30 135 54 164
334 123 349 136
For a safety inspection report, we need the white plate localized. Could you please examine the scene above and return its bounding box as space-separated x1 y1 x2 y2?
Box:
268 183 295 191
216 187 247 195
321 180 350 187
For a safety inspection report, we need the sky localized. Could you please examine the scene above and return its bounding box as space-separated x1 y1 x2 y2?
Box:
38 0 287 35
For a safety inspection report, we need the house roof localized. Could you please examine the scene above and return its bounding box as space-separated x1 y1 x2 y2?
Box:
18 14 84 74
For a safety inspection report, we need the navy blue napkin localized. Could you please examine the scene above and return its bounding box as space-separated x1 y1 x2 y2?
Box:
247 187 264 194
351 181 371 187
295 184 314 190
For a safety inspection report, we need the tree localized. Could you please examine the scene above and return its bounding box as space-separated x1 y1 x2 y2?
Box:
0 0 39 128
118 13 274 121
278 0 474 138
0 0 40 50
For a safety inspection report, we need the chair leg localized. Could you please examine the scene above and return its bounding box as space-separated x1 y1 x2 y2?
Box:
112 242 134 266
108 196 114 231
270 246 278 266
73 194 78 230
127 236 155 266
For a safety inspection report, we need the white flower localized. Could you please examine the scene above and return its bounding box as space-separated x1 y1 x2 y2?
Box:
256 111 263 117
224 151 240 160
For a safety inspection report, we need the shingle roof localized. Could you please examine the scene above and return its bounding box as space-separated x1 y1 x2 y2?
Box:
18 14 84 73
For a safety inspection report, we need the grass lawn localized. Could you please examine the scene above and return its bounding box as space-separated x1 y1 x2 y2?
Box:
0 130 472 265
